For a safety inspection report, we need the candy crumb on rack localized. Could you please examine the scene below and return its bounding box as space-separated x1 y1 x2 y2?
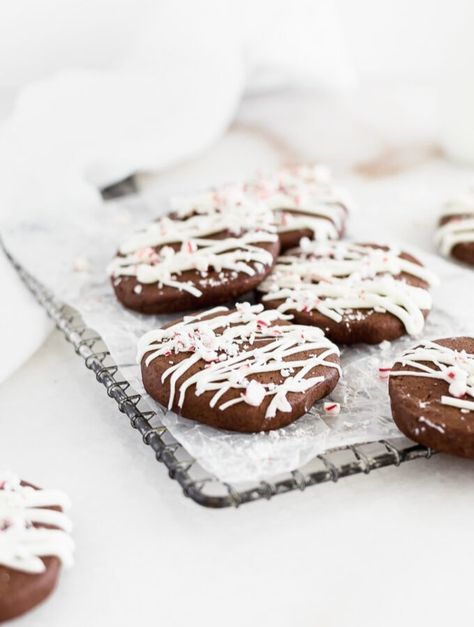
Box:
323 402 341 415
378 365 392 380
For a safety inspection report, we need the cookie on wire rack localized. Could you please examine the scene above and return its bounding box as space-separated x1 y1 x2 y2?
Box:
138 303 341 433
245 164 351 251
108 193 279 314
389 337 474 458
435 187 474 266
258 239 438 345
170 164 351 253
0 472 74 622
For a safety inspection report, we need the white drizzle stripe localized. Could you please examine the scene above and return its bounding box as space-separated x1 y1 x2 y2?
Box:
441 396 474 411
259 241 437 336
0 472 74 574
435 188 474 256
137 303 340 420
390 340 474 412
435 217 474 256
439 190 474 216
274 212 340 239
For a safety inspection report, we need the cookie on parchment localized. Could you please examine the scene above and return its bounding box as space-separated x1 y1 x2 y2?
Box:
170 164 351 252
108 199 279 314
435 188 474 266
247 164 350 251
258 240 438 345
389 338 474 458
0 472 74 623
138 303 341 432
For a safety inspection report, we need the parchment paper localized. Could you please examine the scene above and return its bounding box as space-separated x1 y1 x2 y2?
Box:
4 197 473 483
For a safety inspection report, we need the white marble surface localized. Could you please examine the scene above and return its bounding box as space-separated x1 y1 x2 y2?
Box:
2 86 474 626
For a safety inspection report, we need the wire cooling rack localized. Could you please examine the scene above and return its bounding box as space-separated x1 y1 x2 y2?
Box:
7 251 435 508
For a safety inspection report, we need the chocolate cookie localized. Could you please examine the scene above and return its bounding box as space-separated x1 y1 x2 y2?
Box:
247 164 350 251
389 338 474 458
138 303 341 432
435 189 474 266
258 240 438 345
170 165 351 252
0 472 74 622
109 202 279 314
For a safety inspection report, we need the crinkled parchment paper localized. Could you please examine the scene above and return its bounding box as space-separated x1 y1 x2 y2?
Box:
3 198 473 483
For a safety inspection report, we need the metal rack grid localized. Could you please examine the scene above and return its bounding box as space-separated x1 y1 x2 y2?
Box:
8 253 435 508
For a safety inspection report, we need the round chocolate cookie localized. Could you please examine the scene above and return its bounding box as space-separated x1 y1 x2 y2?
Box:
138 303 341 432
0 472 74 622
258 240 438 345
389 338 474 458
247 164 350 251
435 188 474 266
109 204 279 314
170 165 351 253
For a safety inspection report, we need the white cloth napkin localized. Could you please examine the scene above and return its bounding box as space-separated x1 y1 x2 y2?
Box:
0 0 354 383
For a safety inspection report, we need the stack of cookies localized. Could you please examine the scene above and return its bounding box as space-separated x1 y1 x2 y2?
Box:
108 165 474 460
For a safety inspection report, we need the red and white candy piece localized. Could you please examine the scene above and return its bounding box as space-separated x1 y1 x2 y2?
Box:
137 247 159 264
181 240 198 254
378 364 392 380
279 211 291 227
243 380 266 407
446 365 468 398
323 401 341 416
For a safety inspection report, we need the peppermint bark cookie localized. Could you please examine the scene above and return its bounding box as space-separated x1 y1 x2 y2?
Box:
258 240 438 345
389 338 474 458
138 303 341 432
108 202 279 314
0 472 74 622
170 165 351 252
247 165 350 251
435 188 474 265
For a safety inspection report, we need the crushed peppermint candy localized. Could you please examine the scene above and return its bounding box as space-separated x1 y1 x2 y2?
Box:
243 380 267 407
323 402 341 415
108 204 277 298
378 365 392 380
259 241 438 336
391 340 474 413
137 304 340 419
181 240 198 254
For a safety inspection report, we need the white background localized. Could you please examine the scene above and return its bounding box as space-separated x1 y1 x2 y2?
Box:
336 0 470 81
2 2 474 626
3 93 474 625
0 0 473 92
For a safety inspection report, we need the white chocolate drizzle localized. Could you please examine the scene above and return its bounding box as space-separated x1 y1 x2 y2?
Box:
390 340 474 412
247 164 349 238
137 303 340 419
435 189 474 256
0 472 74 574
108 207 277 297
170 164 350 242
259 240 438 336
